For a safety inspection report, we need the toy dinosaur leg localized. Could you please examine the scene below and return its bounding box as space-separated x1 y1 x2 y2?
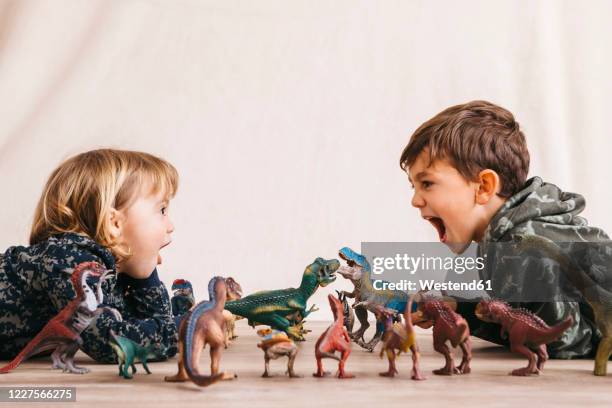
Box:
287 348 301 378
337 348 354 379
142 360 152 374
363 325 383 352
312 354 329 377
164 341 189 382
457 338 472 374
510 343 539 376
410 344 425 381
535 344 548 372
379 348 398 377
210 345 236 380
594 336 612 376
351 306 369 340
432 340 457 375
262 352 272 378
62 340 90 374
51 344 68 370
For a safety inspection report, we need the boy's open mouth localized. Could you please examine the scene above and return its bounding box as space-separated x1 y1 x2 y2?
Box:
423 216 447 243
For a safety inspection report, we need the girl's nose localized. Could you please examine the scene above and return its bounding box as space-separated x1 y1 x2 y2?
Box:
167 219 175 234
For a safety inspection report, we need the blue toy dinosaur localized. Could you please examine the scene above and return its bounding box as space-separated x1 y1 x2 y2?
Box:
337 247 413 351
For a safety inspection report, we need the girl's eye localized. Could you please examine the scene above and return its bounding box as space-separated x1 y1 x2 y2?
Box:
422 181 433 189
161 207 167 215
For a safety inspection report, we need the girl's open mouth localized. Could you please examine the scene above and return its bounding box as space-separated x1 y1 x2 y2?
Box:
424 216 447 243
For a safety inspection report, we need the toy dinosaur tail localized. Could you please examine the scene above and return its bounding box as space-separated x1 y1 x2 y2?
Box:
0 329 49 373
540 316 574 344
182 302 224 387
403 294 416 333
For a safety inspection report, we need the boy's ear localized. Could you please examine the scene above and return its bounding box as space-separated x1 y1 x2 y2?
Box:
475 169 501 204
107 208 125 239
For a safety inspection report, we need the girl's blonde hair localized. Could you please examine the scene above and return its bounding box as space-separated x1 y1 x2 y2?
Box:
30 149 179 262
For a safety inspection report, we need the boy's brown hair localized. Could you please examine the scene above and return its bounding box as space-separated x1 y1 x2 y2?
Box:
399 100 529 198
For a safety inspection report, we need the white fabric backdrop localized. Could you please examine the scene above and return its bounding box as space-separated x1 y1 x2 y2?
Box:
1 0 611 319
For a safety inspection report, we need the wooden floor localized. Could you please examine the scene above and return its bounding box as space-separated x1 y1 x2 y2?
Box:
1 320 610 407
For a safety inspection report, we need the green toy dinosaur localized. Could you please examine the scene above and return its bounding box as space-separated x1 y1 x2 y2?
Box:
224 257 339 340
109 330 162 379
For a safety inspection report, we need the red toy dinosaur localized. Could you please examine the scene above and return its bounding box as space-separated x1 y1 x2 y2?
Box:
413 294 472 375
376 295 424 380
475 299 574 376
313 293 354 379
0 262 111 374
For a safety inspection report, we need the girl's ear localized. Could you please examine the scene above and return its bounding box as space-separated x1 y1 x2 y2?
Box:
475 169 501 205
107 208 125 240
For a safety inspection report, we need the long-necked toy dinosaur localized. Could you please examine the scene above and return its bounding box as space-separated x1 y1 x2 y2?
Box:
514 234 612 376
0 261 111 374
165 276 235 386
224 257 339 341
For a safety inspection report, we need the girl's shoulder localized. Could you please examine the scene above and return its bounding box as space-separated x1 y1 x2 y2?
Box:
4 232 116 272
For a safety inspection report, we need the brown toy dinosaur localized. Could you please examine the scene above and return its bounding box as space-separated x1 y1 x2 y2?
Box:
413 294 472 375
256 327 300 378
313 293 354 379
376 295 424 380
223 277 243 344
515 234 612 376
0 262 114 374
165 276 236 386
475 299 574 376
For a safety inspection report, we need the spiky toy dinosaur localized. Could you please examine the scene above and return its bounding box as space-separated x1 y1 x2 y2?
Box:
377 294 424 380
0 262 112 374
109 330 163 379
171 279 195 317
165 276 235 387
224 257 339 341
313 293 354 379
336 290 355 333
514 234 612 376
475 299 573 376
257 327 300 378
337 247 407 351
413 293 472 375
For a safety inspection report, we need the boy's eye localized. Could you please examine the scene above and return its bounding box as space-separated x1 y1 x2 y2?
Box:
421 181 433 189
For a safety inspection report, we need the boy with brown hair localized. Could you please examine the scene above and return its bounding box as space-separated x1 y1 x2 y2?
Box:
400 100 610 358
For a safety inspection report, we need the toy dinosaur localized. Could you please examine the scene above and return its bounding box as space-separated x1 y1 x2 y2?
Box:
337 247 407 351
256 327 300 378
0 262 112 374
475 299 573 376
412 293 472 375
165 276 235 386
224 257 339 341
336 290 355 333
313 294 354 379
222 277 243 342
376 295 424 380
109 330 163 379
514 234 612 376
171 279 195 317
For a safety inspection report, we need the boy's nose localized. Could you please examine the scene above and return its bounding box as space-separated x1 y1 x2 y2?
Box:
411 191 425 208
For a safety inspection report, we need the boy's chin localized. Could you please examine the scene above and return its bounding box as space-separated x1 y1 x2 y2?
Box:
444 241 472 254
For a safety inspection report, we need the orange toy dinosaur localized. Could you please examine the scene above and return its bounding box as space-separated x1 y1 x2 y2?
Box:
313 293 354 379
165 276 235 387
0 262 111 374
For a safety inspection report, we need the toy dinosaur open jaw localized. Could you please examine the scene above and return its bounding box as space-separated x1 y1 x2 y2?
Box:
423 216 447 243
318 259 339 287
